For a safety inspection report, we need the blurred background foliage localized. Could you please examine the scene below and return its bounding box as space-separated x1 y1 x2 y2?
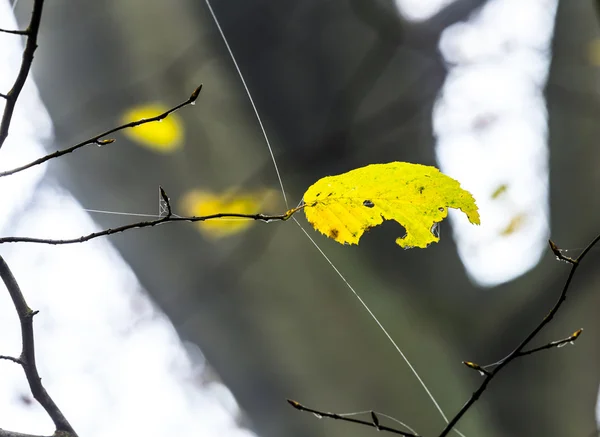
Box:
13 0 600 436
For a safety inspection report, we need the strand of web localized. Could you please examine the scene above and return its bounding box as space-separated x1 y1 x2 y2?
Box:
203 0 463 434
204 0 287 209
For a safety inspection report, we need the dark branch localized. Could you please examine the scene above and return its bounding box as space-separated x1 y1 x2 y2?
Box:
437 237 600 437
0 429 52 437
0 206 300 246
0 85 203 178
287 400 419 437
0 256 78 437
0 29 28 35
516 328 583 358
159 186 172 217
0 0 45 150
0 354 23 365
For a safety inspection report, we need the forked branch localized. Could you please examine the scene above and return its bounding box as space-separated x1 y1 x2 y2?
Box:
0 0 45 150
438 236 600 437
0 85 203 177
0 256 78 437
0 190 301 246
287 399 419 437
289 236 600 437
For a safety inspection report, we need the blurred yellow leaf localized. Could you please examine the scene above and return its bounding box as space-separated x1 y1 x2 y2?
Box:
302 162 479 248
181 188 278 239
491 184 508 199
588 39 600 66
499 213 526 236
122 104 183 152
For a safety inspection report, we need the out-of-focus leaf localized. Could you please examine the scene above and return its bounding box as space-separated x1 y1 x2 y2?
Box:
500 213 527 236
181 188 278 239
491 184 508 199
122 104 183 152
587 39 600 66
302 162 479 248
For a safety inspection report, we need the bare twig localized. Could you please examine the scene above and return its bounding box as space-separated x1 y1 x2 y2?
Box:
0 192 302 245
159 186 172 217
437 237 600 437
516 328 583 358
0 206 301 246
461 361 491 377
287 400 419 437
0 0 45 150
0 84 203 177
0 429 52 437
0 29 28 35
0 256 78 437
0 354 23 365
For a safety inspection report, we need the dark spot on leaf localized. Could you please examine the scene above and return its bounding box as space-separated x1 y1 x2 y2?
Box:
316 192 321 197
418 186 424 194
363 199 375 208
327 192 333 197
439 207 445 212
329 228 339 238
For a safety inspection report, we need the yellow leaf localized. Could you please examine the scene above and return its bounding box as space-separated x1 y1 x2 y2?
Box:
302 162 479 248
122 104 183 152
588 39 600 66
181 188 278 239
499 213 526 236
490 183 508 199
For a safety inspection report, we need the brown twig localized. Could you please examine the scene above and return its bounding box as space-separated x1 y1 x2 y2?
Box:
0 0 45 150
461 361 491 377
516 328 583 358
437 237 600 437
0 256 78 437
287 399 419 437
0 430 52 437
0 213 288 245
0 193 302 245
0 84 203 177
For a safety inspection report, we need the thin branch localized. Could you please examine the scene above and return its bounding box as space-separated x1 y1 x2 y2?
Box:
437 236 600 437
0 84 203 177
0 256 78 437
0 206 301 246
159 186 172 217
516 328 583 358
0 0 45 150
287 400 419 437
0 354 23 365
461 361 491 377
0 429 52 437
0 29 29 35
